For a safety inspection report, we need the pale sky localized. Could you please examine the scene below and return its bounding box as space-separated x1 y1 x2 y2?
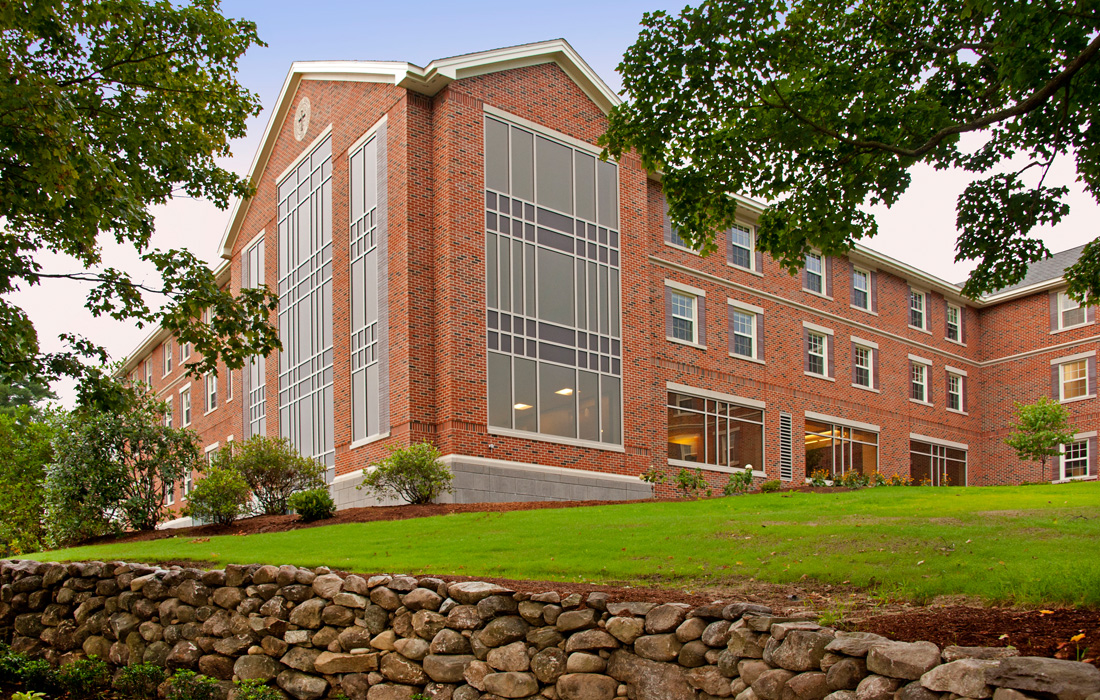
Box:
12 0 1099 404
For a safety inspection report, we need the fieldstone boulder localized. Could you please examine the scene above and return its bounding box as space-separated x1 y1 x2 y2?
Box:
634 634 682 662
212 634 251 656
423 655 475 683
482 671 539 698
197 654 234 680
826 632 890 657
487 641 530 672
607 616 645 644
919 658 997 697
854 675 901 700
865 641 940 680
278 669 329 700
311 573 344 599
403 588 443 611
728 627 766 658
568 653 606 674
752 669 797 700
289 598 326 629
788 672 830 700
165 641 202 670
676 616 708 642
557 609 599 632
985 657 1100 700
942 645 1020 662
895 680 940 700
686 665 732 697
234 654 282 681
702 620 732 647
446 605 482 630
565 629 619 653
557 673 619 700
365 684 420 700
448 581 513 605
607 650 694 700
381 652 429 685
532 647 568 684
826 657 867 690
316 651 379 674
678 640 709 667
412 610 447 640
766 630 833 672
394 637 430 661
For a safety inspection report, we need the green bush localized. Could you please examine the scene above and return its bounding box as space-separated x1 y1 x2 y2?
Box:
673 467 711 498
57 656 111 698
760 479 781 493
0 644 25 684
166 670 217 700
840 470 869 488
212 436 326 515
114 662 166 700
182 466 252 525
358 442 453 505
235 678 283 700
723 467 754 496
12 691 47 700
289 487 336 522
18 658 58 693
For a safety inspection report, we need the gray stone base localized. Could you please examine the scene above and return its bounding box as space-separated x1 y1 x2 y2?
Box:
330 455 651 509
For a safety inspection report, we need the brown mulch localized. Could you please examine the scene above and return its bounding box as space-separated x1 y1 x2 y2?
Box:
79 495 1098 665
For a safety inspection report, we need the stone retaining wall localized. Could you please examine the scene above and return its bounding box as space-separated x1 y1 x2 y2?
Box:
2 559 1098 700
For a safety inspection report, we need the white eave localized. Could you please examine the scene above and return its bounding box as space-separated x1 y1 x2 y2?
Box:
216 39 619 260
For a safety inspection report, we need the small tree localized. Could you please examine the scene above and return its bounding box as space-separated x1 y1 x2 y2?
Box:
45 384 199 546
182 466 251 526
216 436 326 516
0 407 55 555
358 442 453 505
1004 396 1076 480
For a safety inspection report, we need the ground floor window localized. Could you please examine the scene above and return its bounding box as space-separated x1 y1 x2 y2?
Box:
804 420 878 479
668 392 763 471
910 440 967 486
1062 439 1090 479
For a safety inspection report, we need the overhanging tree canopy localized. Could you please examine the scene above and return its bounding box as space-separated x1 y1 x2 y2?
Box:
601 0 1100 300
1 0 277 405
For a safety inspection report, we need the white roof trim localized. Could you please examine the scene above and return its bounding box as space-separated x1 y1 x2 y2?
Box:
217 39 617 260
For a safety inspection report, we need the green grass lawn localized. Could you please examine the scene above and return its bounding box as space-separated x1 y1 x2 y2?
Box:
28 482 1100 607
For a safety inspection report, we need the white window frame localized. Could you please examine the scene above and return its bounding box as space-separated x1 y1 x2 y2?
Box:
947 372 963 413
667 281 705 347
909 355 932 405
180 386 192 427
728 300 761 362
225 369 233 403
203 442 220 470
909 288 928 331
1060 434 1094 481
804 252 824 295
164 480 175 506
728 223 756 272
180 342 191 361
144 359 152 386
851 267 870 311
853 344 873 389
1058 292 1087 331
205 372 218 414
1059 359 1090 402
164 396 173 428
946 303 961 343
807 332 827 377
163 341 173 376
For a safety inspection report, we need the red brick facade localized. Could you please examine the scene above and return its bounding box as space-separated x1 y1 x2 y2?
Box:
120 42 1098 508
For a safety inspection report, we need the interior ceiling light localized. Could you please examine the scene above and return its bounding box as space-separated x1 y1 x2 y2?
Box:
555 388 574 395
514 403 532 410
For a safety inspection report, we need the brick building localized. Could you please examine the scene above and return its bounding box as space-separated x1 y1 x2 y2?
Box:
117 40 1098 518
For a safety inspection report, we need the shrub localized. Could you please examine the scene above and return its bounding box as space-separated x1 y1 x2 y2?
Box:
639 467 668 485
213 436 326 515
0 645 25 684
182 466 251 525
358 442 453 505
114 662 166 700
760 479 781 493
840 470 869 489
887 474 910 486
673 467 710 498
18 659 57 693
166 670 217 700
289 487 336 522
12 692 46 700
808 469 830 487
235 679 283 700
723 467 753 496
870 470 887 487
0 407 54 556
57 656 111 698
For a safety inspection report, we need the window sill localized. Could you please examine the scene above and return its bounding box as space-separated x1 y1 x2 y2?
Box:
908 325 932 335
487 426 626 453
668 458 766 478
946 407 969 416
909 398 934 407
203 408 218 417
1060 394 1096 405
804 371 835 382
727 262 763 278
1052 475 1097 484
852 383 879 393
803 289 833 301
944 337 967 347
182 422 192 429
729 353 765 365
664 241 700 256
667 337 707 350
349 431 391 450
850 305 877 316
1051 321 1094 335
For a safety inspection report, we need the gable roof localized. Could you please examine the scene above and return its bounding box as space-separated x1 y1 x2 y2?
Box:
217 39 619 260
984 244 1086 298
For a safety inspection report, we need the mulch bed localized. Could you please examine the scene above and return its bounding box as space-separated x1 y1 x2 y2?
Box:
75 497 1099 666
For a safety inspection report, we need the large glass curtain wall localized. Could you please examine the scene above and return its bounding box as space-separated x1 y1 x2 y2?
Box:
804 420 878 479
243 237 266 438
349 125 388 442
277 137 335 468
909 440 967 485
484 116 622 445
667 393 763 471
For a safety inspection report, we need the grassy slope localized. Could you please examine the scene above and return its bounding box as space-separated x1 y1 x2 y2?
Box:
29 482 1100 607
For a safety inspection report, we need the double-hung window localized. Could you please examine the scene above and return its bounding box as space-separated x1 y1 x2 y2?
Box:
205 373 218 413
144 359 152 386
163 342 172 376
1059 292 1086 329
180 387 192 426
1060 359 1089 400
852 269 870 310
804 252 824 294
728 224 754 271
670 291 698 344
728 300 763 361
1062 438 1091 479
164 396 173 428
853 346 872 388
807 333 826 376
909 356 932 403
180 342 191 361
946 304 961 342
909 289 927 330
165 481 175 505
947 373 963 411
